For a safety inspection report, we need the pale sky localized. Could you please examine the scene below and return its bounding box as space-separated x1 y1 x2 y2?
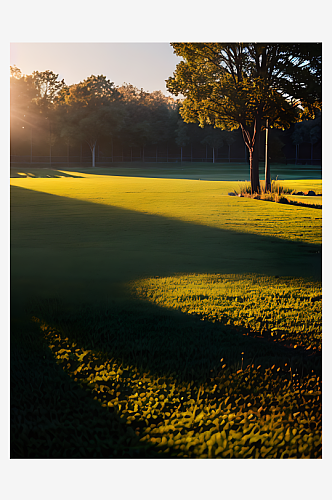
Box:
10 43 182 96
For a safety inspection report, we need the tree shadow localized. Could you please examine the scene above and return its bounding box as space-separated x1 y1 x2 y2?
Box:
34 292 321 380
10 167 84 178
10 314 172 458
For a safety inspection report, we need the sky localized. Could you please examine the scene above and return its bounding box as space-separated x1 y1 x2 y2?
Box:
10 42 181 96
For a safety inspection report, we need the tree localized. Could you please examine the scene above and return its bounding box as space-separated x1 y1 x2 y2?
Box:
220 130 236 163
201 126 224 163
10 66 39 160
60 75 124 166
117 86 152 161
174 118 203 162
175 119 191 162
117 85 176 162
32 70 66 111
31 70 67 164
166 43 321 193
292 112 321 164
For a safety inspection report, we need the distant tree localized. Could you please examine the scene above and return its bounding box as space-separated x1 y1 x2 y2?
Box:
117 87 152 161
10 66 38 120
10 67 39 159
31 70 67 163
201 126 224 163
292 112 321 164
267 129 286 162
60 75 124 166
117 85 176 161
175 119 191 162
32 70 66 110
10 65 22 79
166 43 321 193
174 117 203 162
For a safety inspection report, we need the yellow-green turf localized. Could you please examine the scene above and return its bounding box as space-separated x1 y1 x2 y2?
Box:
130 273 321 350
11 172 321 242
11 173 321 306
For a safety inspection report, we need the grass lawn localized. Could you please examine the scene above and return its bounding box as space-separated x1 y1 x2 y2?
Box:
10 164 322 458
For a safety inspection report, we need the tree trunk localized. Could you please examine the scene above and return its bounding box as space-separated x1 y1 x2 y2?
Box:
156 145 158 163
181 146 183 163
265 119 271 192
142 145 145 162
251 147 260 194
30 126 33 163
241 119 260 194
88 142 96 167
213 147 215 164
228 144 231 163
252 114 261 193
49 125 52 165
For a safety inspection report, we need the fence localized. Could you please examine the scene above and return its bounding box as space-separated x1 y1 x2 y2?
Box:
10 155 250 164
10 155 322 166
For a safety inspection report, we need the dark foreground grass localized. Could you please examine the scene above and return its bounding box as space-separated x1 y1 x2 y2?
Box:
11 292 321 458
10 170 322 458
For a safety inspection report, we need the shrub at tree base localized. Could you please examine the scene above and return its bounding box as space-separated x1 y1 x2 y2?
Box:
232 181 322 208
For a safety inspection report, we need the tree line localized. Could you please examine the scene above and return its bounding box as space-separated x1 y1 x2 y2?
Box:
10 44 321 185
9 68 250 164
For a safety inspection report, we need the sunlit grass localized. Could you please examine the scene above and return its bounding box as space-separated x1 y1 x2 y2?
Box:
130 273 322 350
10 173 322 244
33 316 321 458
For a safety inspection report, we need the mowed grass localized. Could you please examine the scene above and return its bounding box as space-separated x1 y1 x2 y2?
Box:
131 273 322 350
10 166 322 458
10 169 322 245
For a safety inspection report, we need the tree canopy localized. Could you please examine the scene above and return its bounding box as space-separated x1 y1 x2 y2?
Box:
166 43 322 192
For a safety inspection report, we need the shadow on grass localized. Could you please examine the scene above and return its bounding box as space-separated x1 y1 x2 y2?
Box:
10 185 322 457
10 314 171 458
33 292 322 380
10 167 84 178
